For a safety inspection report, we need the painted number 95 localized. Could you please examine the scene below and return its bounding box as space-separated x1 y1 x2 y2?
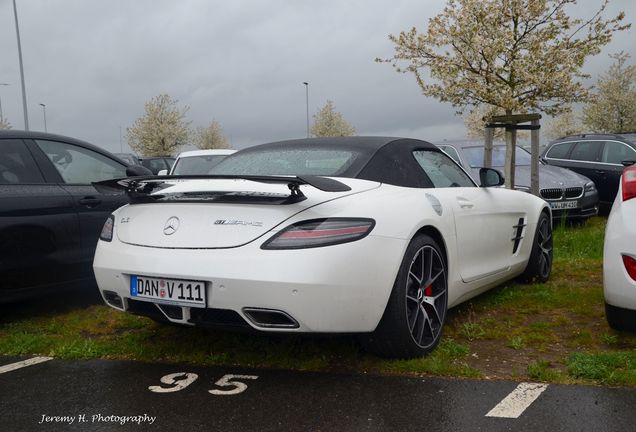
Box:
149 372 258 395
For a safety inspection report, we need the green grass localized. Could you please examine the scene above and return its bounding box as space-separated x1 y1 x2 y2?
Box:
507 336 525 350
553 217 605 262
528 360 564 382
1 216 636 386
567 352 636 385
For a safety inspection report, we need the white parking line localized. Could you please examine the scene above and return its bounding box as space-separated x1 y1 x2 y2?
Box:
486 382 548 418
0 357 53 374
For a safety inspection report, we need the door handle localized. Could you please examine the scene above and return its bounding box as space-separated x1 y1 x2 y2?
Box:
79 197 102 207
456 197 474 209
594 170 607 176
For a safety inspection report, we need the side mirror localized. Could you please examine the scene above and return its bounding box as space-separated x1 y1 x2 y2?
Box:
479 167 505 187
157 169 168 176
621 160 636 167
126 165 153 176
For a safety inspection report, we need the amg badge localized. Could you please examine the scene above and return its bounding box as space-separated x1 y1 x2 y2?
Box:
214 219 263 227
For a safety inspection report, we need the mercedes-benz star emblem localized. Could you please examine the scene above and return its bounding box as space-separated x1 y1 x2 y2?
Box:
163 217 180 235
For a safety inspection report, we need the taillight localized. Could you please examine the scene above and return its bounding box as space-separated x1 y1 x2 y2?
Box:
622 166 636 201
100 215 115 242
623 255 636 281
261 218 375 250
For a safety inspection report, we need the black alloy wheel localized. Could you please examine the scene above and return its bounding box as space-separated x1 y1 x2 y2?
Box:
520 212 553 283
361 234 448 358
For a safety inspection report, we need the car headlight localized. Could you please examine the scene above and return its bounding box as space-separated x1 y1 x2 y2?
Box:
261 218 375 250
99 215 115 242
584 181 596 193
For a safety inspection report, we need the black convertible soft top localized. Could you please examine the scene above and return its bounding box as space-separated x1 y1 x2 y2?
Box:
221 136 443 188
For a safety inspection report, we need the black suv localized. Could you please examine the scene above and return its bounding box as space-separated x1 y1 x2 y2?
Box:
0 131 149 302
542 133 636 209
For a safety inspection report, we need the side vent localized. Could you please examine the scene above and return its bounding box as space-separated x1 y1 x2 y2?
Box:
512 218 526 254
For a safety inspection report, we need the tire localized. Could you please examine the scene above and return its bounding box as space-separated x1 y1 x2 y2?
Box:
606 302 636 332
360 234 448 358
519 212 553 283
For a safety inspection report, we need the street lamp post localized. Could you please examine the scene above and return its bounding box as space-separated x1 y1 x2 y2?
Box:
0 83 9 120
303 82 309 138
39 103 47 132
12 0 29 130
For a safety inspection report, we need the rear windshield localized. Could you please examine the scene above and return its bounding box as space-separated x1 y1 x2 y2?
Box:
172 155 228 175
463 145 531 167
211 148 362 177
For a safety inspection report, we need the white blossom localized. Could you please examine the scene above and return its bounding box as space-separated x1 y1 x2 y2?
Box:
379 0 629 117
194 120 230 150
583 52 636 133
310 100 356 137
127 94 190 156
0 117 11 130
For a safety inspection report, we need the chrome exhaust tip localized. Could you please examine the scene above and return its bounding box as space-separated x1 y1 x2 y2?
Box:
242 308 299 329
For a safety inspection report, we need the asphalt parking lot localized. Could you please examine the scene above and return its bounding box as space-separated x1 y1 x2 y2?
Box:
1 355 635 432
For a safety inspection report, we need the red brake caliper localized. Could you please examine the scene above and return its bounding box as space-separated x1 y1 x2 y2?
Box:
424 285 433 297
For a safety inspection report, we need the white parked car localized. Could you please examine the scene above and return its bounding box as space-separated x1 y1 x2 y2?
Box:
604 163 636 331
158 149 236 175
93 137 552 358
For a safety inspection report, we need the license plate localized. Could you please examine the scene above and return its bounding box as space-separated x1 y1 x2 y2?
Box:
130 275 206 308
549 200 578 210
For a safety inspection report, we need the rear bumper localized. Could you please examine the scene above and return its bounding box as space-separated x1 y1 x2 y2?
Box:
93 235 407 333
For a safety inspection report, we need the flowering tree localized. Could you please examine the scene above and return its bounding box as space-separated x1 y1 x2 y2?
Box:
379 0 628 117
583 52 636 133
464 104 528 140
544 108 585 140
310 100 356 137
127 94 190 156
0 117 11 130
380 0 627 189
194 120 230 150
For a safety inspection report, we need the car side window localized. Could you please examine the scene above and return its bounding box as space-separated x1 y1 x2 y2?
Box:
0 139 45 184
413 150 475 188
545 142 573 159
35 140 126 184
601 141 636 165
439 146 462 165
569 141 602 162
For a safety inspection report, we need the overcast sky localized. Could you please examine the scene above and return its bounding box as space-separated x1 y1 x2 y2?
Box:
0 0 635 154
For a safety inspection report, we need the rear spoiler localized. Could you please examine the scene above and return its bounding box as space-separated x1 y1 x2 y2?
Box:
93 174 352 204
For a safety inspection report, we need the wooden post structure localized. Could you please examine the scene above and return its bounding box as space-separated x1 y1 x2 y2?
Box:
485 113 542 195
504 127 517 189
530 118 541 196
484 127 493 168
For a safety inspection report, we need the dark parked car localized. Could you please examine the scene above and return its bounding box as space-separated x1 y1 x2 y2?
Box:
437 140 599 220
542 133 636 210
139 156 175 175
0 131 149 302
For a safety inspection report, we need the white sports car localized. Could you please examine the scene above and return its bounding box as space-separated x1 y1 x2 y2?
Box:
604 163 636 331
93 137 552 358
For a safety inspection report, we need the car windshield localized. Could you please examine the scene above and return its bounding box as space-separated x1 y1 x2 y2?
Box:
172 155 228 175
210 148 362 176
463 145 532 168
